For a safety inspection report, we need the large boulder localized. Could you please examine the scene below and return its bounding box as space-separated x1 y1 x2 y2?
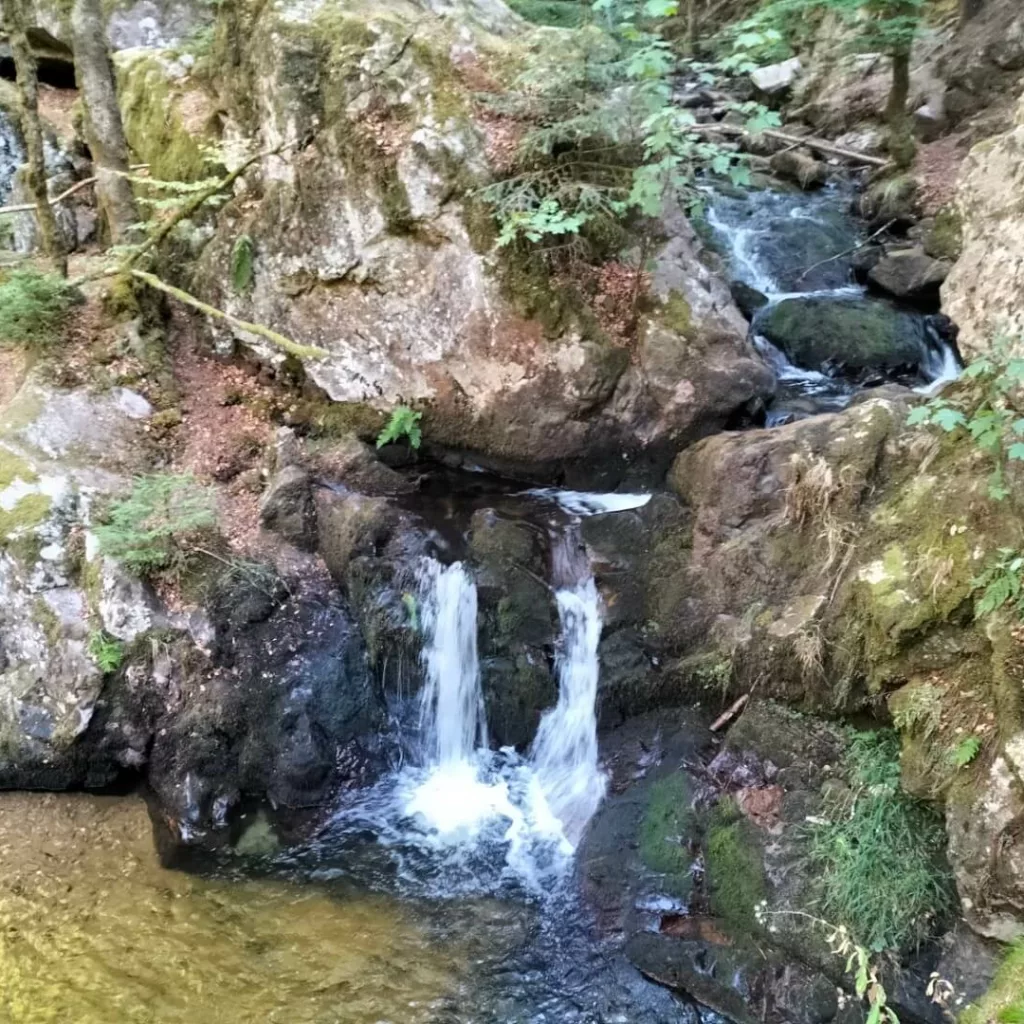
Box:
162 0 773 480
756 296 932 375
867 247 950 303
942 94 1024 359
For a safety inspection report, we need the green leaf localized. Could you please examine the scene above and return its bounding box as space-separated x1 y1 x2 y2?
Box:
377 406 423 450
906 406 932 426
1008 442 1024 461
230 234 255 294
932 407 965 432
951 736 982 768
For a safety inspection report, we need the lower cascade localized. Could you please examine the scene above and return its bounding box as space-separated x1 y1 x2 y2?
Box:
401 540 607 884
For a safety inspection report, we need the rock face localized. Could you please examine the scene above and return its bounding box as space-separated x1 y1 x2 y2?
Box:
159 0 775 480
756 296 932 374
0 371 383 845
867 247 950 303
942 95 1024 359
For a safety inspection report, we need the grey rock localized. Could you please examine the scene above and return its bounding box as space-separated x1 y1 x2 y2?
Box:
751 57 802 96
259 464 316 549
867 247 950 301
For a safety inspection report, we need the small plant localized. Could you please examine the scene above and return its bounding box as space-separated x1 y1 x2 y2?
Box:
807 730 955 952
950 735 982 769
402 591 420 631
972 548 1024 619
890 682 943 739
94 473 217 576
907 339 1024 502
88 630 125 674
376 406 422 450
0 270 80 351
230 234 255 294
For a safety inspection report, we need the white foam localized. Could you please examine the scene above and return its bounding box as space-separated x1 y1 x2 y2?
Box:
526 489 651 516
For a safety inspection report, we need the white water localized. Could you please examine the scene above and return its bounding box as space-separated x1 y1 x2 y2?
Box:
525 488 652 516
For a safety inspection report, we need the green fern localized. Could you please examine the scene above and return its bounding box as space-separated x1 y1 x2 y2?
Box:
951 735 982 768
94 473 217 576
88 630 125 674
376 406 422 449
231 234 256 294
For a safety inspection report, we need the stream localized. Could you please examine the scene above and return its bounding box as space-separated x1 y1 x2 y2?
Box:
0 178 961 1023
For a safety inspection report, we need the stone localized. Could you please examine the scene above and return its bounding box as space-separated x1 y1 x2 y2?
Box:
315 489 397 585
867 247 950 302
731 281 770 321
987 15 1024 71
913 100 947 142
259 464 316 549
757 296 932 375
769 150 828 189
750 57 802 96
942 100 1024 359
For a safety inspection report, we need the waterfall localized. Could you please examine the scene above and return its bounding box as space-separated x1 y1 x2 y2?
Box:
416 559 486 767
530 577 606 846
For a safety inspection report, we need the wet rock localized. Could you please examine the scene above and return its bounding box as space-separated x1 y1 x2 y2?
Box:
769 150 828 189
867 247 950 303
259 464 316 549
308 435 414 497
757 296 930 375
468 508 557 748
751 57 802 96
315 489 398 585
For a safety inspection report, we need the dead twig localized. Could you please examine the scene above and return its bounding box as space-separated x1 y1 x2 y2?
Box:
710 693 749 732
796 219 896 283
0 164 150 217
689 123 891 168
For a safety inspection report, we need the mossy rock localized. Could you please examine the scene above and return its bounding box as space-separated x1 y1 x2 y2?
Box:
704 796 767 935
638 773 695 897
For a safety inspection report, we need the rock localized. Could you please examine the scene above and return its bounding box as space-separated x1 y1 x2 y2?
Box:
769 150 828 189
942 98 1024 358
308 435 414 496
315 489 398 585
757 297 932 375
859 174 920 226
751 57 802 96
174 1 771 481
259 464 316 549
867 247 950 302
468 509 557 748
988 15 1024 71
913 100 947 142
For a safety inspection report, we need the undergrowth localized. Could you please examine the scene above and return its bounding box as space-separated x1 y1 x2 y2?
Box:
94 473 217 576
807 730 955 953
0 270 80 351
88 630 125 674
961 939 1024 1024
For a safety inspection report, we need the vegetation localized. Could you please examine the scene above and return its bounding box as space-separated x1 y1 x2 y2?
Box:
480 0 776 252
230 234 256 294
908 339 1024 502
639 774 694 893
807 730 955 952
950 734 982 768
94 474 217 576
88 630 125 674
376 406 423 449
962 939 1024 1024
0 271 80 351
705 795 767 932
507 0 586 26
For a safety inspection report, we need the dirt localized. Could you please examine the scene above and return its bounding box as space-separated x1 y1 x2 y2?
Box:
915 134 973 215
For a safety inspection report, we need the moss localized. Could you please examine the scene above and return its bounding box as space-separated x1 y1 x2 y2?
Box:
961 939 1024 1024
659 291 693 338
288 397 384 441
32 597 63 647
0 492 51 545
924 205 963 262
117 54 216 182
639 773 695 896
0 447 38 490
102 273 142 322
705 796 767 935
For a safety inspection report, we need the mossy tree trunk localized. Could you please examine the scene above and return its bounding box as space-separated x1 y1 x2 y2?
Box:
71 0 139 244
883 1 917 169
1 0 67 274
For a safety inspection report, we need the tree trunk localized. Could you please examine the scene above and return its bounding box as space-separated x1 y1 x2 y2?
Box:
1 0 66 273
885 42 916 168
71 0 139 243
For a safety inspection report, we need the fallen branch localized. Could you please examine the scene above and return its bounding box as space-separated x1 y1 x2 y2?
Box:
796 219 895 283
690 123 890 168
709 693 749 733
0 164 150 217
129 269 328 360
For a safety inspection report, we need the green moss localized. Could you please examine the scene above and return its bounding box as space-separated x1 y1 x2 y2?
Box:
506 0 584 25
0 447 37 490
0 492 52 544
117 55 215 182
924 205 962 262
961 940 1024 1024
289 397 385 441
705 796 767 934
659 291 693 338
32 597 63 647
639 774 694 896
102 273 142 321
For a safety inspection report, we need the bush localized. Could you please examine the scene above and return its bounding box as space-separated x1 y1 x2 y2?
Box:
808 730 955 952
94 473 217 576
0 270 80 351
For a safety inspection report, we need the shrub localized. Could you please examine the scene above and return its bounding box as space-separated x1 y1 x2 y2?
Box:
94 473 217 576
808 730 955 952
0 270 80 351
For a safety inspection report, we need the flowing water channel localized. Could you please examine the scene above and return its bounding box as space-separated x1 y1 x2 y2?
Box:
1 487 713 1024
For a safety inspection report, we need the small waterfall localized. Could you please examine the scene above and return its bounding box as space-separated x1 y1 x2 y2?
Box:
417 559 486 767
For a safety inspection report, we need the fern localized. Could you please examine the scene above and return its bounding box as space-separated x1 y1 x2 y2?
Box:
951 736 982 768
0 270 80 351
231 234 256 294
94 473 217 575
88 630 125 674
376 406 423 449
